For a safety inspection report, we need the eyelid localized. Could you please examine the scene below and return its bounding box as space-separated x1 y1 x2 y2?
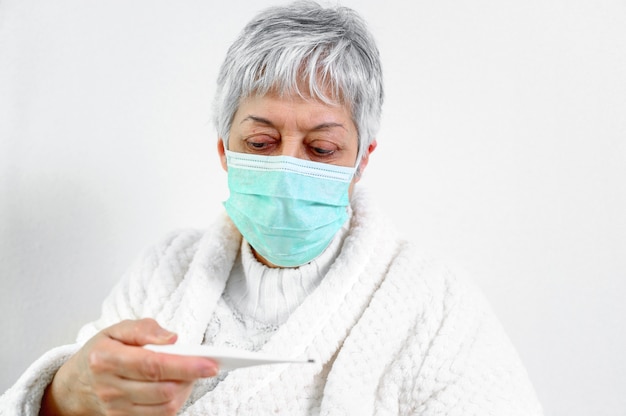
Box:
311 147 335 156
308 136 340 148
244 132 278 141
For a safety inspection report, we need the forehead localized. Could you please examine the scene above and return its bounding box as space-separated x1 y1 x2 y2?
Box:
235 91 353 124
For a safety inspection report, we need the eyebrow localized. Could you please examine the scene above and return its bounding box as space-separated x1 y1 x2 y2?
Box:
240 115 346 131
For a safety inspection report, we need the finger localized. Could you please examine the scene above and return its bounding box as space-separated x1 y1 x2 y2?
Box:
103 318 177 346
128 403 185 416
130 350 218 381
94 376 194 416
89 339 218 382
125 401 189 416
96 378 194 406
99 392 189 416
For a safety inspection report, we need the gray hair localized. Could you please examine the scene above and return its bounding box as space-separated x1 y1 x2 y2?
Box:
212 0 384 161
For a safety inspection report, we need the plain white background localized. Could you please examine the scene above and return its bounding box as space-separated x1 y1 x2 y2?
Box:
1 0 625 414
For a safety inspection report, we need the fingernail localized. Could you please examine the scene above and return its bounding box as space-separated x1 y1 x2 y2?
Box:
157 328 177 342
200 364 218 377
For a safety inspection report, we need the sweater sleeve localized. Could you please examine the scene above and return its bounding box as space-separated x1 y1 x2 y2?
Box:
0 229 203 416
0 344 79 416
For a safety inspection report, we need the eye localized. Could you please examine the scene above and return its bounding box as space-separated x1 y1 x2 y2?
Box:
244 135 278 152
308 140 337 158
311 146 334 156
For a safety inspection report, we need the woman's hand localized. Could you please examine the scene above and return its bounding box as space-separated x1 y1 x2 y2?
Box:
40 318 218 416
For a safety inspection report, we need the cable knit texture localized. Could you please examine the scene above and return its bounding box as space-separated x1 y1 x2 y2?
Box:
0 188 543 415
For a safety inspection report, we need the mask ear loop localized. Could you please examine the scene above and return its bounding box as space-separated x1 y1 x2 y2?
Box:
353 140 365 178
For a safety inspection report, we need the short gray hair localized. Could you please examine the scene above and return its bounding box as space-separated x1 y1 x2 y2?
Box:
212 0 384 160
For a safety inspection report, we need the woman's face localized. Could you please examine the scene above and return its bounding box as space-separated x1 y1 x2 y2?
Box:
218 91 375 191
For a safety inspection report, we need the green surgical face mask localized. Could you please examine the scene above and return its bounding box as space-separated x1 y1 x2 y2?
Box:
223 150 356 267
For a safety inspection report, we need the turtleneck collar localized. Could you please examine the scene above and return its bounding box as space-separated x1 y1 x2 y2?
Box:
222 210 352 326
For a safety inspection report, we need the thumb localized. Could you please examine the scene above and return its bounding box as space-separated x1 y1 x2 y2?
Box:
104 318 177 346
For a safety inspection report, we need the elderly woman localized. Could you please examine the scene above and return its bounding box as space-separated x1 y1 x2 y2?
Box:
1 1 543 415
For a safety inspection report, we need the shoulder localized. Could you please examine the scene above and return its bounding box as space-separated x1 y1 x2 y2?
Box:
389 242 511 361
75 228 207 338
80 213 241 336
387 241 482 311
380 245 543 415
137 228 206 278
116 228 207 297
126 212 240 290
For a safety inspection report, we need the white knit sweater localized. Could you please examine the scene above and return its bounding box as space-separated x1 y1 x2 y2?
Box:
0 189 543 415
